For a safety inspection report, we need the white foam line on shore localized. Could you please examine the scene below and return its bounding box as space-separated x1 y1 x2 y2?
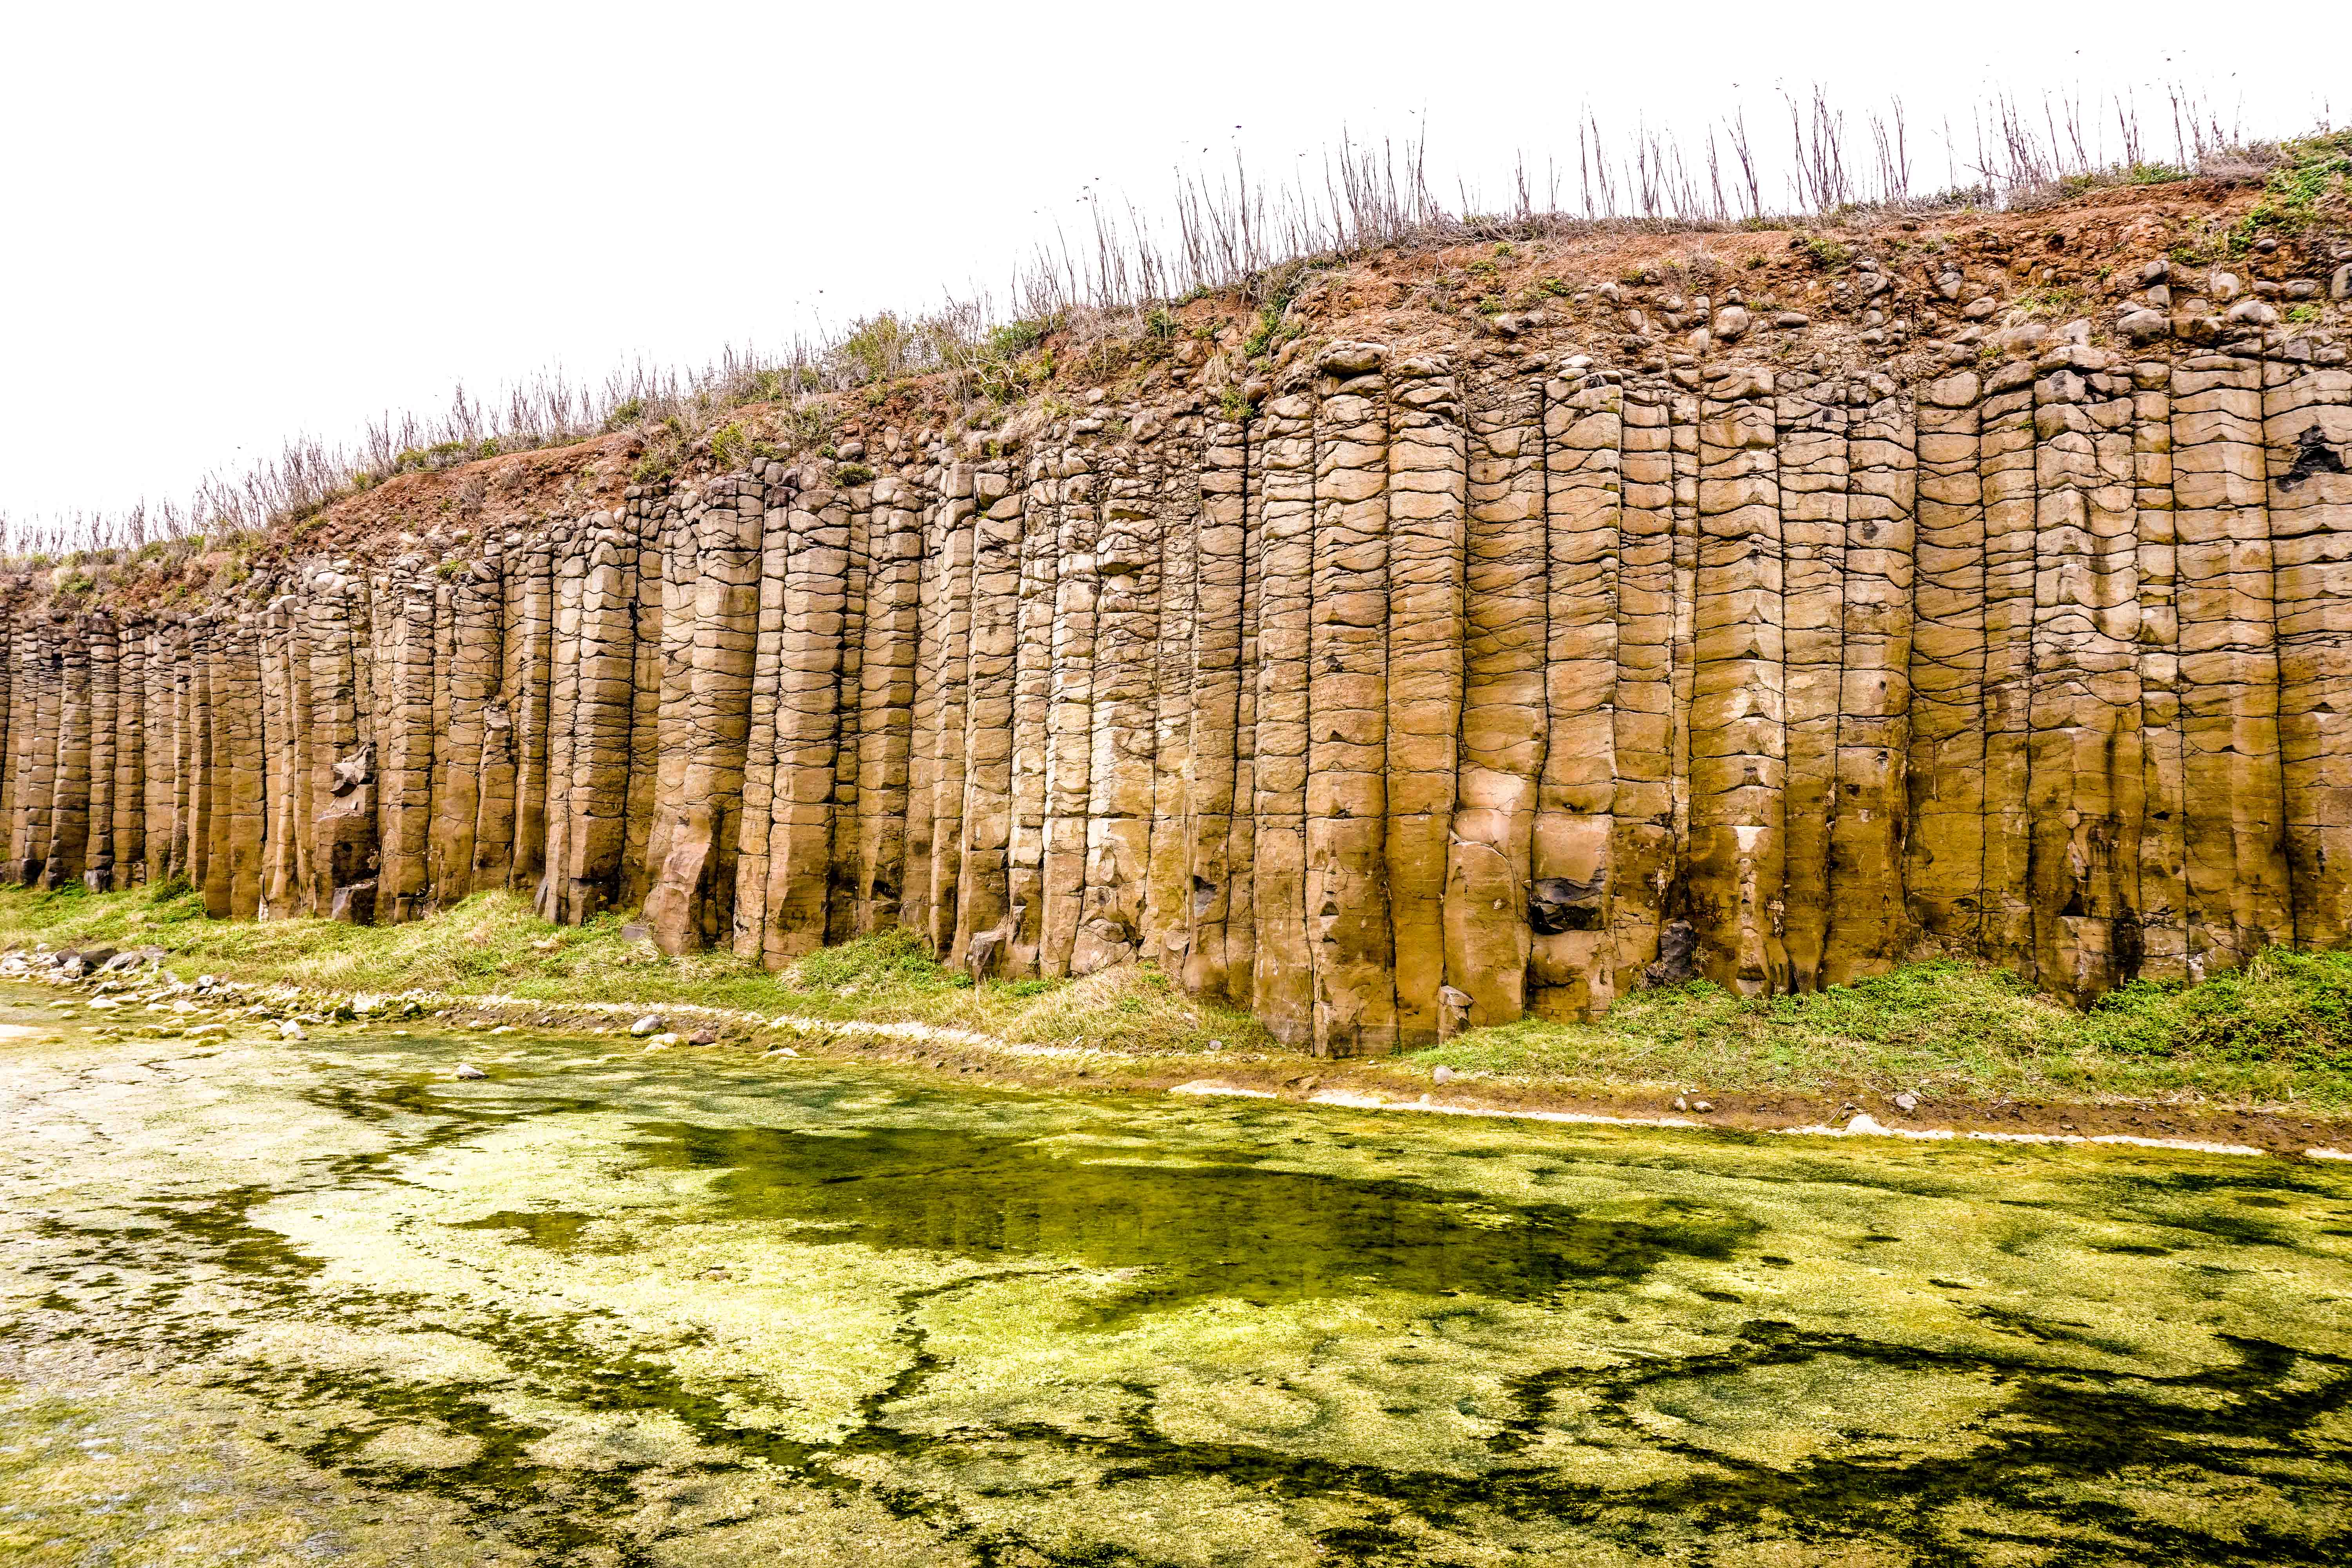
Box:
1763 1113 2267 1156
1306 1089 1700 1129
20 974 2332 1163
452 991 1095 1059
1778 1121 1953 1140
1166 1086 2290 1160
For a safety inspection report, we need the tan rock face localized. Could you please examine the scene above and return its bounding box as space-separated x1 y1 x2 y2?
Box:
11 334 2352 1051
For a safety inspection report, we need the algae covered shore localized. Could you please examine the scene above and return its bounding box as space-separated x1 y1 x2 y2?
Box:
2 994 2349 1565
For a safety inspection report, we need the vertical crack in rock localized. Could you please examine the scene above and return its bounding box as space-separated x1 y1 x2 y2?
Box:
1692 367 1787 995
1386 355 1465 1043
1534 370 1622 1019
1909 372 1987 948
1979 359 2038 971
1181 416 1250 1002
2029 350 2141 995
1040 441 1100 974
2174 353 2292 976
1612 383 1677 997
2267 356 2352 949
2134 359 2189 982
1143 417 1200 976
1445 370 1543 1027
952 459 1020 976
1253 390 1316 1044
1829 374 1916 984
1079 433 1161 978
855 472 922 936
1308 345 1394 1053
1776 372 1847 991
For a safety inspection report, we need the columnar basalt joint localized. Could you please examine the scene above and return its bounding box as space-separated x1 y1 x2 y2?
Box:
1252 390 1317 1045
1078 440 1161 977
1385 356 1465 1043
1534 375 1621 1019
22 309 2352 1035
1306 348 1394 1055
1444 372 1544 1026
1690 367 1787 995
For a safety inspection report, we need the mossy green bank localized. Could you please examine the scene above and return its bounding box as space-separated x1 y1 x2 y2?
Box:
5 884 2350 1114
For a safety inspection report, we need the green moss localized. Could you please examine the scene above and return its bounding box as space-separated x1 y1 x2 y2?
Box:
0 886 1261 1053
11 880 2350 1105
2232 127 2352 250
4 1017 2347 1564
2010 284 2085 320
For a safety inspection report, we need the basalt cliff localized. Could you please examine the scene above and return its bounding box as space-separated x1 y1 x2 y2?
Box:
6 177 2351 1053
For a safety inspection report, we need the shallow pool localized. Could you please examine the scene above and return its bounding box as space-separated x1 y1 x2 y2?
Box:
2 1003 2347 1564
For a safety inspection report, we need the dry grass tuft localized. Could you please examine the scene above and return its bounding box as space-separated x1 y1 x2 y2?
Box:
6 85 2314 563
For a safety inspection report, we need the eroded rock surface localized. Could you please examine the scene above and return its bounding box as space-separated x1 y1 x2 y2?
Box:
7 230 2352 1052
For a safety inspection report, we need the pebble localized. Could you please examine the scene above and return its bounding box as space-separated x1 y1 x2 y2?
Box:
630 1014 666 1037
278 1020 306 1040
1433 1065 1456 1085
454 1063 486 1080
1893 1091 1920 1113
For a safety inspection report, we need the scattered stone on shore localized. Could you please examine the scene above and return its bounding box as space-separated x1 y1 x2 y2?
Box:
454 1063 486 1080
630 1014 665 1037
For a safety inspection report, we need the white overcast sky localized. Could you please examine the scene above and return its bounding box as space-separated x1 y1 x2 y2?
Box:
0 1 2336 526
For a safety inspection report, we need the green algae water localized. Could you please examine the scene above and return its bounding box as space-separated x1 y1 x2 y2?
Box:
3 1002 2349 1564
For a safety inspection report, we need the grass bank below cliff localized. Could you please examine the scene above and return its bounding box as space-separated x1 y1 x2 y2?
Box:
1408 956 2352 1112
2 883 2347 1116
0 882 1263 1055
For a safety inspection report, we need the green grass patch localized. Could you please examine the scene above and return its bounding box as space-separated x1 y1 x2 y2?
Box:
1410 956 2352 1107
2233 127 2352 250
9 884 2335 1104
0 886 1265 1054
